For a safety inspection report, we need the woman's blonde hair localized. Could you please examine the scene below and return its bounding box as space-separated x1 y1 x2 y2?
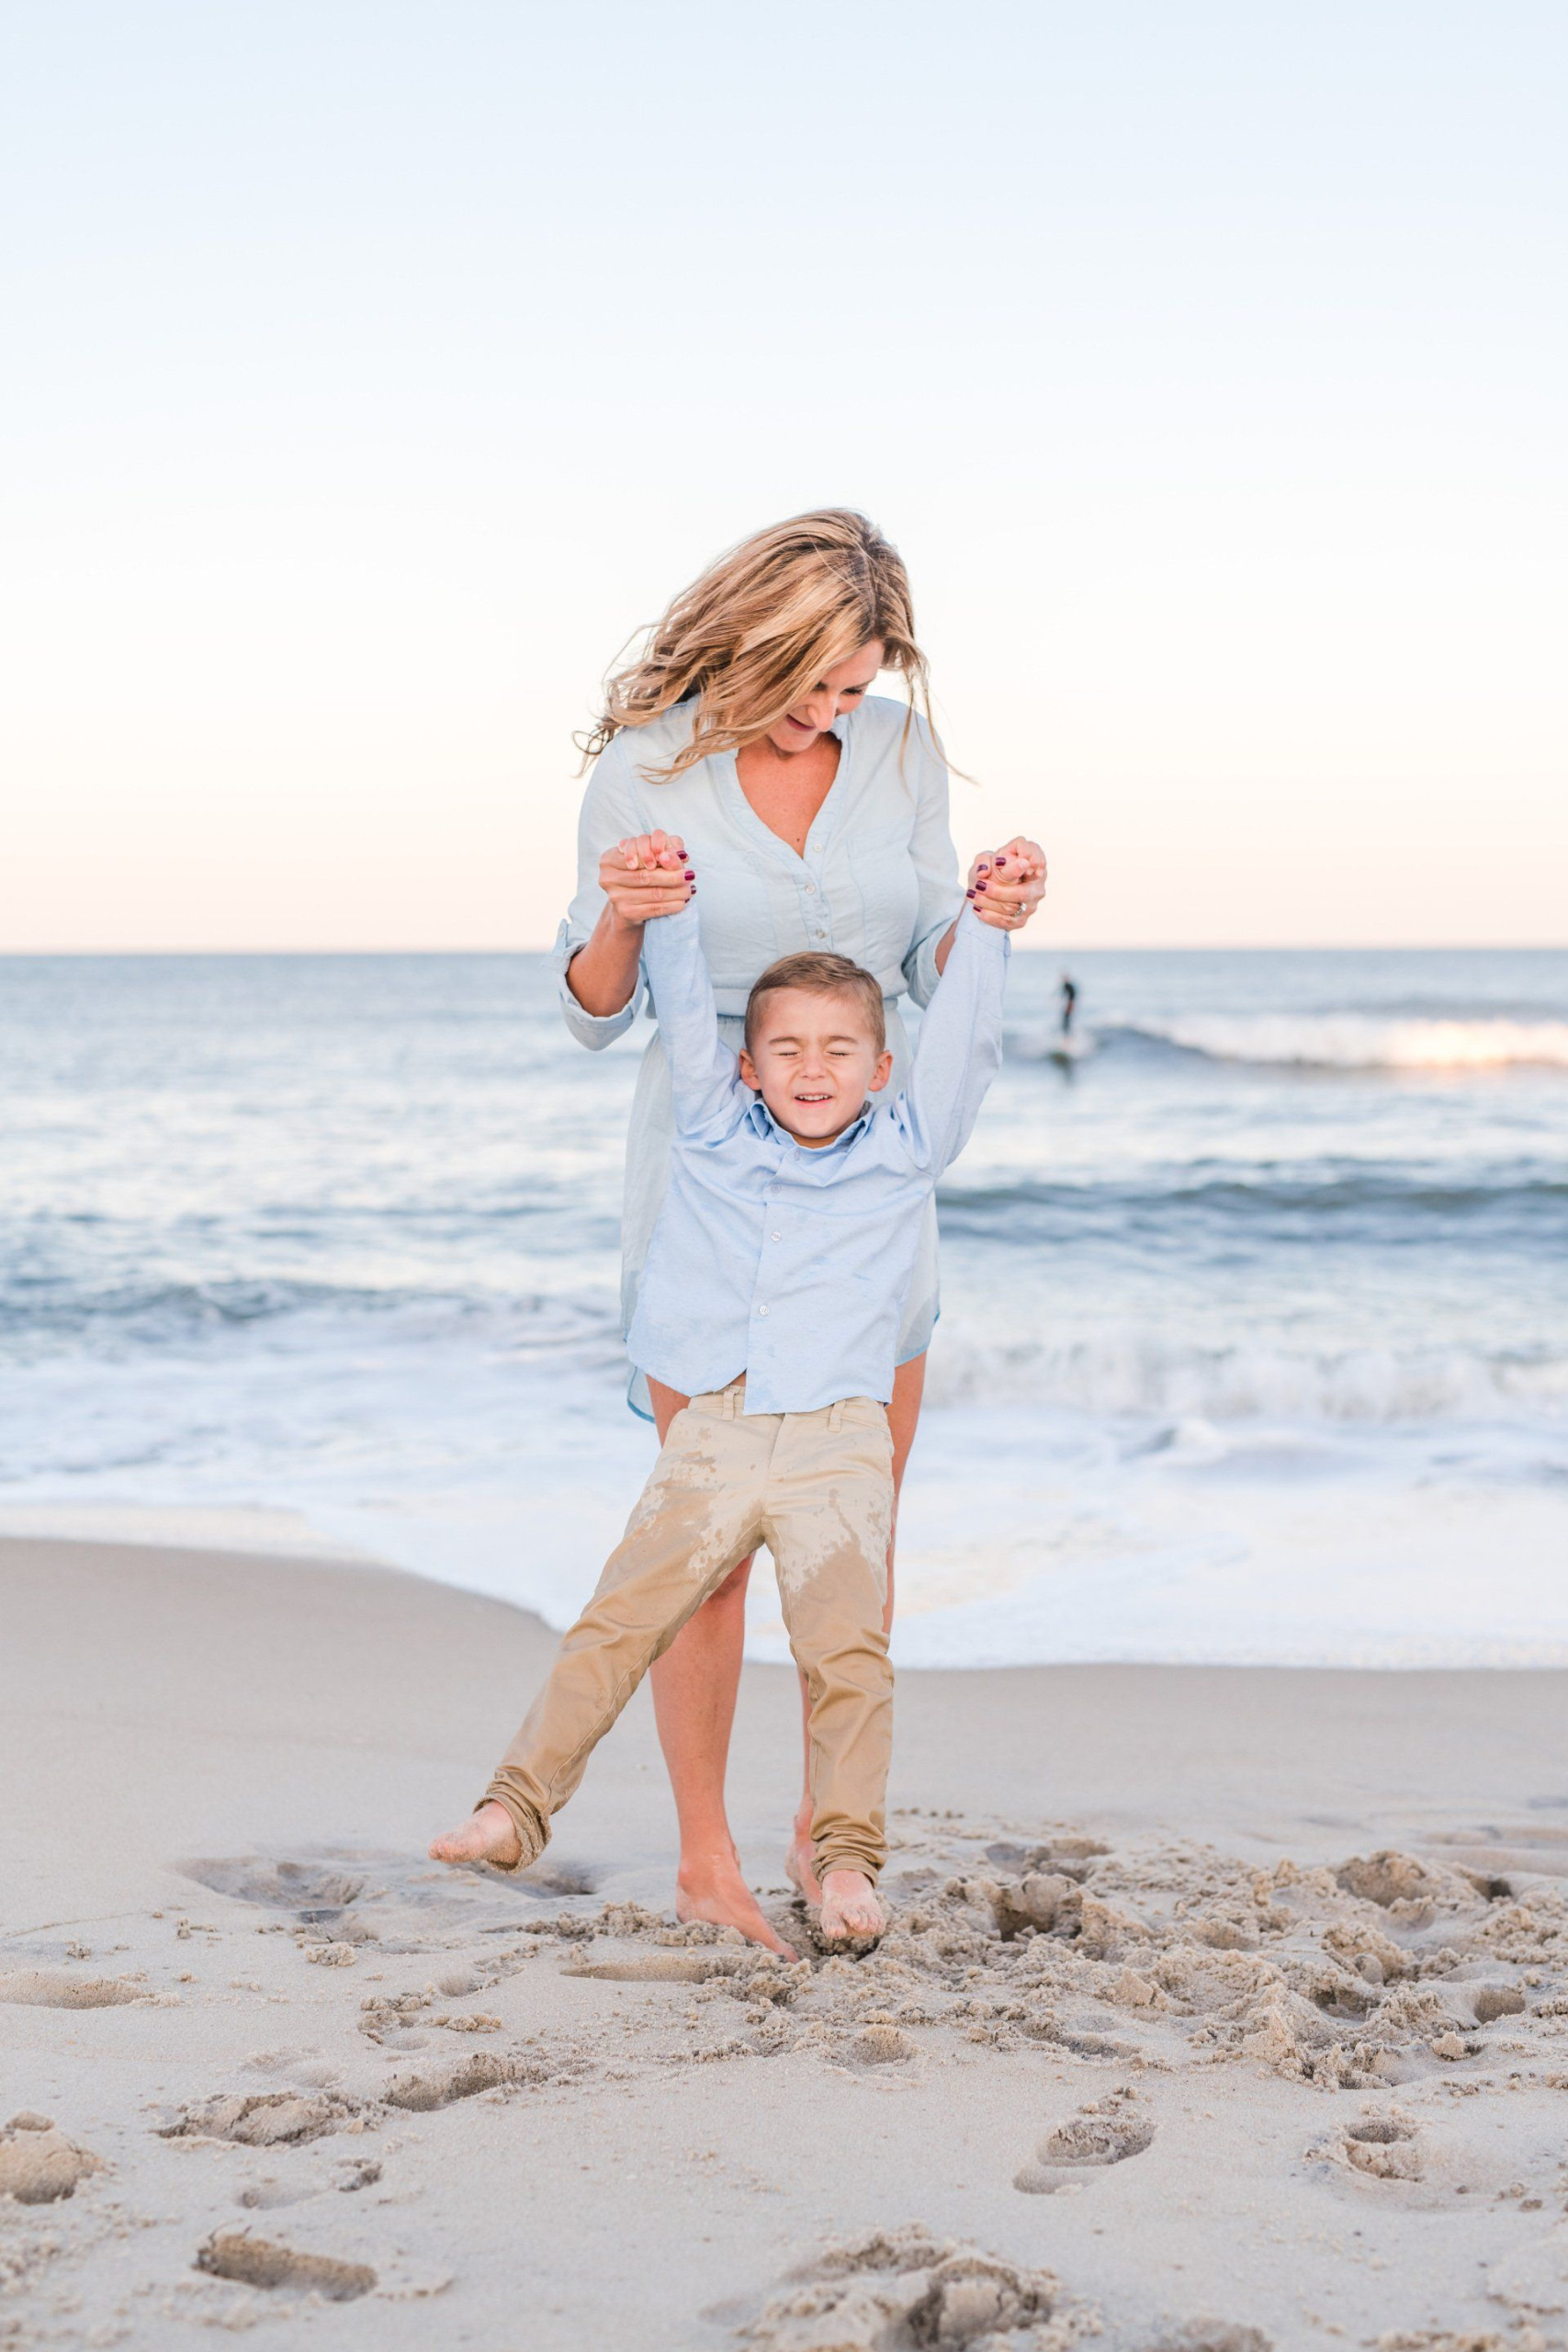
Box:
577 509 940 782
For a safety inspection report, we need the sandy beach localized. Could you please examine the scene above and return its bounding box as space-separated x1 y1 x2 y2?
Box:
5 1532 1568 2350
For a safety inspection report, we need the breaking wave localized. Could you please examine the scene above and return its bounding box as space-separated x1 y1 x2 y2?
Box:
1088 1014 1568 1072
925 1326 1568 1424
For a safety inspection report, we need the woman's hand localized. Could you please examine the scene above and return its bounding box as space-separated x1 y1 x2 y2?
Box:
965 837 1046 932
565 832 695 1016
598 831 694 928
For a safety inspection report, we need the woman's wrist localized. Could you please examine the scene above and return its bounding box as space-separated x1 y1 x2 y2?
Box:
566 901 646 1016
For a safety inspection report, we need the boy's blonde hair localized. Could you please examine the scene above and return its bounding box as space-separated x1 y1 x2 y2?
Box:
744 953 886 1056
578 509 938 783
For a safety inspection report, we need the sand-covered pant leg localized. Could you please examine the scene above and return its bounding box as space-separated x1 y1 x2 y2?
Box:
484 1384 767 1866
761 1397 897 1885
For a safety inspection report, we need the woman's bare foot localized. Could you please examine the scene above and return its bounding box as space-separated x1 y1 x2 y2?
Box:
818 1869 886 1944
675 1850 794 1958
785 1796 824 1907
428 1802 523 1870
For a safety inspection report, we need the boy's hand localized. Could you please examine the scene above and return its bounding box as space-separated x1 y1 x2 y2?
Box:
598 831 695 926
965 837 1046 931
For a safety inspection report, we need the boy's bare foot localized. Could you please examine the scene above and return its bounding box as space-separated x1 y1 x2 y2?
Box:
428 1802 523 1870
818 1869 886 1944
675 1851 794 1959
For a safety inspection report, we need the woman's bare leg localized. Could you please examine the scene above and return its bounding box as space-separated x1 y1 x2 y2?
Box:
645 1376 791 1956
786 1351 926 1905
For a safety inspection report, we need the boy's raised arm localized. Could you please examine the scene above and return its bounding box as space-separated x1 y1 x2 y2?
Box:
895 903 1010 1174
639 893 749 1137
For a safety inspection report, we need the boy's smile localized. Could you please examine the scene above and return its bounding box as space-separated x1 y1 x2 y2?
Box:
739 987 894 1148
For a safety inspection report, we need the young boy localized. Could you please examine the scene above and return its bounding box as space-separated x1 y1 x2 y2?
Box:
431 856 1010 1945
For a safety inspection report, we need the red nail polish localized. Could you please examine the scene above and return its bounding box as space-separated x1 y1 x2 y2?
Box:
996 855 1008 866
976 881 987 891
684 870 694 879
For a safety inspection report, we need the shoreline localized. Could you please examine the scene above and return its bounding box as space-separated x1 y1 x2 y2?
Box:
5 1532 1568 2346
8 1490 1568 1679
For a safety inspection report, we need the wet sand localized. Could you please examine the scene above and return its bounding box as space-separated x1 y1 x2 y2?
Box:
4 1532 1568 2348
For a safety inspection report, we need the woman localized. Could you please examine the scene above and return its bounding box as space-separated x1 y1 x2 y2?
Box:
558 510 1045 1951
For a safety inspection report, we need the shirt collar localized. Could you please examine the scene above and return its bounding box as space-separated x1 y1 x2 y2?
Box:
745 1093 874 1153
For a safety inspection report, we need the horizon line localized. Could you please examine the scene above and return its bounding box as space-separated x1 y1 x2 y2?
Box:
4 940 1566 960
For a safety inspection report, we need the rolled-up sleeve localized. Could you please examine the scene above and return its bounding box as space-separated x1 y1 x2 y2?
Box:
897 905 1009 1173
899 726 964 1008
554 738 649 1050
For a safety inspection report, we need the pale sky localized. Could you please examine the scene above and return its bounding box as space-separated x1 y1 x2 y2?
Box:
3 2 1563 950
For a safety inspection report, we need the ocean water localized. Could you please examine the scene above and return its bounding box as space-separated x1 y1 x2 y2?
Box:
3 947 1565 1668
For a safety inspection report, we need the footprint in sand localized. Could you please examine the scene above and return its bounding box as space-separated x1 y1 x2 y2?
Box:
183 1856 368 1917
1014 2094 1155 2193
840 2025 917 2068
1334 1849 1487 1925
381 2052 521 2110
1472 1984 1528 2024
263 2056 344 2090
563 1951 743 1984
1026 2024 1139 2060
159 2092 357 2147
195 2231 376 2302
732 2221 1064 2347
0 1967 145 2008
0 2113 105 2204
980 1872 1078 1942
434 1968 484 1997
182 1845 606 1950
1315 2108 1540 2207
514 1857 604 1896
239 2050 349 2098
1336 2113 1423 2182
985 1836 1111 1884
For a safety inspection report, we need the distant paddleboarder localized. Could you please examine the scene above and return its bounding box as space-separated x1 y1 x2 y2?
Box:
1059 973 1078 1037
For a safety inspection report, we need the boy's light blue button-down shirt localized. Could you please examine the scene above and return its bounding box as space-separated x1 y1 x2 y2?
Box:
626 900 1008 1415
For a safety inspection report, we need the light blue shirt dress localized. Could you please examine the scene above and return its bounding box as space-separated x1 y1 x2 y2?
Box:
553 694 964 1418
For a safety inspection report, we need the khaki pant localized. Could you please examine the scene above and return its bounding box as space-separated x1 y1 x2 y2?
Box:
485 1382 896 1883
